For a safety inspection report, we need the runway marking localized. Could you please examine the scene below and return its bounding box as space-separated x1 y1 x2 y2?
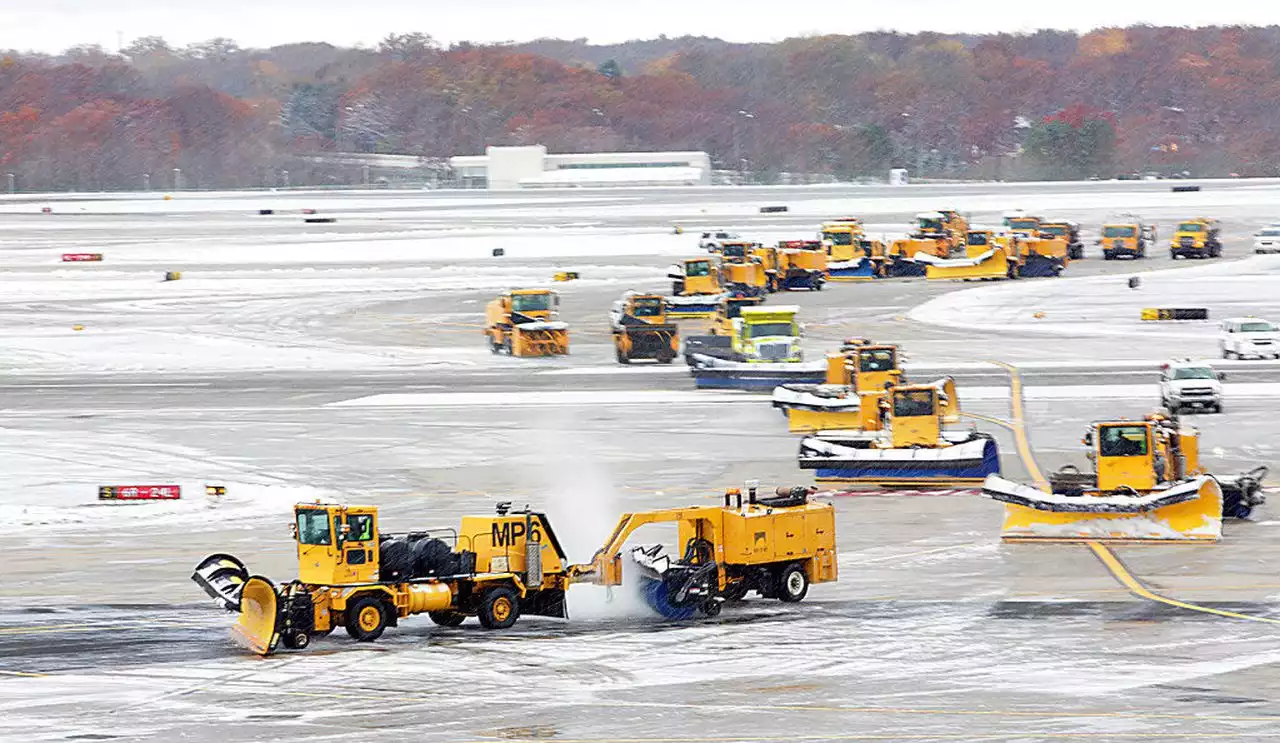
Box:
0 670 47 678
1087 541 1280 626
0 383 212 389
989 361 1047 488
326 390 770 408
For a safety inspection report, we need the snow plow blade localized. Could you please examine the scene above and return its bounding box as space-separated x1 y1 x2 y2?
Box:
234 576 284 656
827 258 876 281
690 356 826 389
983 474 1223 542
920 250 1008 280
798 436 1000 487
629 546 713 620
191 553 250 611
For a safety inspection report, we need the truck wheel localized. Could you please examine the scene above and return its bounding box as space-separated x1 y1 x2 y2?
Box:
428 610 466 627
502 338 513 355
701 600 722 618
776 564 809 603
281 629 311 650
721 581 749 602
344 596 388 642
477 586 520 630
489 339 501 354
616 347 629 364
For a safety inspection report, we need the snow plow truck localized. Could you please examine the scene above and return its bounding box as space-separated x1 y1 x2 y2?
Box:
485 289 568 357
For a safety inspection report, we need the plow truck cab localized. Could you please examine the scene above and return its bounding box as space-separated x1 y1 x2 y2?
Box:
610 292 679 364
682 296 764 363
1099 217 1152 260
773 340 904 433
1038 220 1084 259
983 412 1267 541
776 240 828 290
485 289 569 357
719 241 774 297
666 258 725 317
1171 217 1222 259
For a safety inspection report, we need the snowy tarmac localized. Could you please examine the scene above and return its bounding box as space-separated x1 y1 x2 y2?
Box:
4 182 1280 741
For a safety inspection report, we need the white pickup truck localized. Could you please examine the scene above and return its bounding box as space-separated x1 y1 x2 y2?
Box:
1220 317 1280 359
1159 360 1224 414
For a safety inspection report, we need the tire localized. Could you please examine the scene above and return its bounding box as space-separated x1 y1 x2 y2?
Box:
616 347 629 364
344 595 388 642
489 339 501 354
1214 403 1224 414
1171 251 1179 260
281 629 311 650
502 337 513 355
1103 251 1114 261
721 581 749 602
776 563 809 603
477 586 520 630
428 610 467 627
701 600 722 618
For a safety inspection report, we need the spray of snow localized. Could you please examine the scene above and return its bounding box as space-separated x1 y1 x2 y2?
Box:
530 418 653 620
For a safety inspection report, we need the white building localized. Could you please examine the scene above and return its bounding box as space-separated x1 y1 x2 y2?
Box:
450 146 712 189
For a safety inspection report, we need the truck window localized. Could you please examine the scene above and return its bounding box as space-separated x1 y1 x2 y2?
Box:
893 390 935 417
632 298 663 317
721 245 746 258
919 219 943 232
511 293 551 313
346 514 374 542
686 261 711 277
859 349 896 371
1173 367 1215 380
1009 219 1038 231
1178 222 1205 233
1040 225 1066 237
1103 226 1136 238
747 322 796 338
824 231 854 245
1241 322 1276 333
967 232 989 246
296 510 332 545
1098 426 1149 457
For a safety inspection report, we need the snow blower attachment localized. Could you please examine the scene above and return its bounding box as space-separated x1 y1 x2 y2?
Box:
571 483 837 619
193 488 838 654
797 377 1001 487
983 412 1266 542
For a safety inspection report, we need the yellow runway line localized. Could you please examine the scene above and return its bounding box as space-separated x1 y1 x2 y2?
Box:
990 361 1047 488
0 670 48 678
1087 541 1280 625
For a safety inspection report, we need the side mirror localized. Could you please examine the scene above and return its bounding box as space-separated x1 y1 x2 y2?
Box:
1217 372 1226 381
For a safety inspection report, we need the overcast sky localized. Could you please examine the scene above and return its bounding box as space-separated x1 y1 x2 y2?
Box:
4 0 1280 53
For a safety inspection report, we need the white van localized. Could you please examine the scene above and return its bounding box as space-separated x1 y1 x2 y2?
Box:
1220 317 1280 359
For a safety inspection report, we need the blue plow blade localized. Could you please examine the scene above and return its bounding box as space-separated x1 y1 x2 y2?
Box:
1018 256 1065 278
827 259 876 279
809 439 1001 482
639 577 699 620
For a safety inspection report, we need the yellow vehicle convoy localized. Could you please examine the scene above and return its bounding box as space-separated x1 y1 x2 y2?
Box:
982 412 1267 542
666 257 725 317
776 240 828 290
610 292 679 364
1170 217 1223 259
485 289 569 357
193 486 838 653
1038 220 1085 259
719 241 774 297
798 377 1001 487
920 228 1015 280
1099 215 1155 260
772 339 904 433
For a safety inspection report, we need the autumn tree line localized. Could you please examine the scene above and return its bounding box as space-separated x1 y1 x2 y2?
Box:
1 26 1277 191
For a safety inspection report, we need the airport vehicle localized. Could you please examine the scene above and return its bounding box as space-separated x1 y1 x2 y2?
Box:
982 412 1267 541
699 230 741 252
772 340 904 433
484 289 569 357
1159 360 1223 413
1038 220 1084 259
1099 216 1155 260
719 241 774 297
193 487 838 654
1170 217 1222 259
1254 226 1280 254
1002 211 1042 235
611 292 679 364
776 240 827 290
798 377 1000 487
681 296 763 362
920 228 1016 280
666 258 726 317
1220 316 1280 359
821 220 879 279
686 306 826 388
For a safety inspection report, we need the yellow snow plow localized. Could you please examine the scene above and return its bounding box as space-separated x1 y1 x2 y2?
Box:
798 377 1001 488
772 340 903 433
485 289 569 357
983 412 1266 542
921 229 1012 280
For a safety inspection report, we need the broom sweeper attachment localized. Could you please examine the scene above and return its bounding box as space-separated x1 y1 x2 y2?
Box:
982 413 1265 542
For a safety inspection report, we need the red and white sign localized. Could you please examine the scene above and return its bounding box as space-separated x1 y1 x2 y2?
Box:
99 485 181 501
62 253 103 262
